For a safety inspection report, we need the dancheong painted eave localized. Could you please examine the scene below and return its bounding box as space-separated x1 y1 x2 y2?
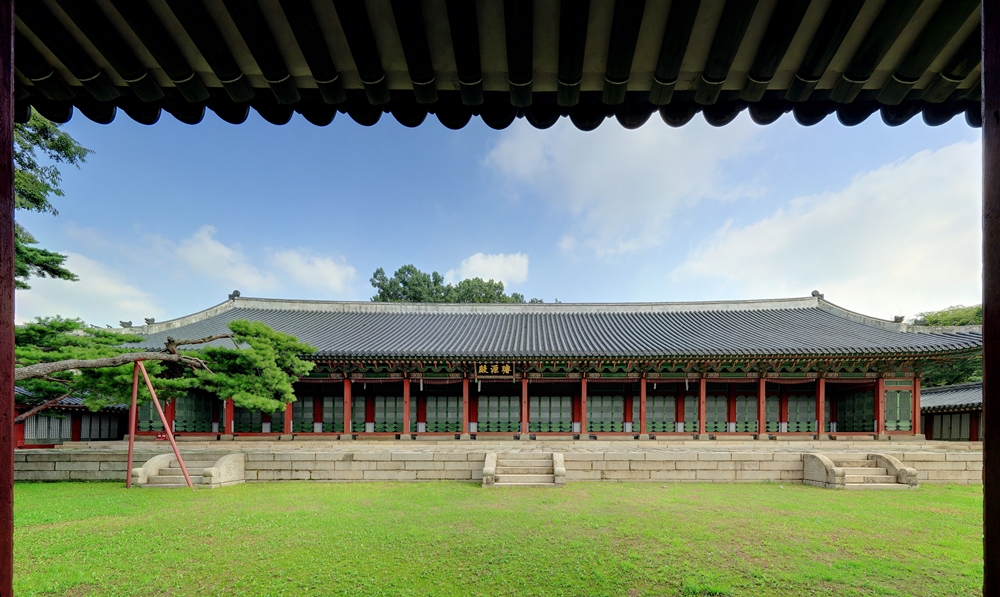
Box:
124 295 983 360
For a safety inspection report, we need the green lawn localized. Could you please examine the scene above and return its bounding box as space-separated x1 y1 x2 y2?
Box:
14 481 982 597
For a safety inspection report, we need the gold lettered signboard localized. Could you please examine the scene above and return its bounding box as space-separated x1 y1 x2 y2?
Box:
476 363 514 376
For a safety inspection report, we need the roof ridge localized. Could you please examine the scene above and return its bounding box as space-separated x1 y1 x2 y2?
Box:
922 381 983 393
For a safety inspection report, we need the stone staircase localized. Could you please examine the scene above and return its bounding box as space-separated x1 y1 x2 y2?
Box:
132 453 245 489
803 453 918 490
834 458 910 490
483 452 566 487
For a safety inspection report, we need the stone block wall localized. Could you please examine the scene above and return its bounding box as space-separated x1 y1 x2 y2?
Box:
243 451 487 482
563 451 804 482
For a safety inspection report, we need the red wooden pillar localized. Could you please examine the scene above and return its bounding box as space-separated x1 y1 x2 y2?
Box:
313 397 323 432
402 378 411 435
913 377 921 435
698 378 707 435
727 383 736 427
875 378 886 434
0 0 14 590
284 401 293 435
580 378 588 433
757 378 766 435
462 378 469 434
639 378 647 434
986 2 1000 588
70 413 82 442
817 378 826 434
166 400 176 433
342 380 351 435
780 386 789 429
521 378 529 433
13 421 22 450
225 398 235 434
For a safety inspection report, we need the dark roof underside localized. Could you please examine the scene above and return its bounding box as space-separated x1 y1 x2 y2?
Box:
921 382 982 411
14 0 983 130
133 298 982 359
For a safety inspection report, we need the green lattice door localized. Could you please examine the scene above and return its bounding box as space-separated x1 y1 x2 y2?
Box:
787 395 816 432
884 390 912 431
233 407 263 433
374 395 403 432
587 395 624 432
765 395 780 432
705 395 727 433
137 401 164 432
824 398 833 432
529 395 572 432
646 396 676 432
837 391 875 432
682 395 698 432
478 395 519 432
351 397 366 432
173 395 214 432
734 395 757 432
424 396 462 432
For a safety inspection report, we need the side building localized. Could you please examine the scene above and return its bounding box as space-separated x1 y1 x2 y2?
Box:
119 294 980 441
921 382 983 442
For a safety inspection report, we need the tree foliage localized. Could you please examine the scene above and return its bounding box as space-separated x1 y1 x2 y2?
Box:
15 318 315 414
370 264 542 303
912 304 983 387
14 110 91 289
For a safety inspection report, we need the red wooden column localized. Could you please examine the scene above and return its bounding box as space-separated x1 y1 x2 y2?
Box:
225 398 235 434
698 378 707 435
342 379 352 435
166 400 176 433
875 378 886 435
757 378 766 436
284 401 293 435
986 2 1000 587
521 378 529 433
402 378 411 436
462 378 469 434
816 378 826 435
913 377 921 435
580 378 588 433
70 414 82 442
639 379 647 434
0 1 13 590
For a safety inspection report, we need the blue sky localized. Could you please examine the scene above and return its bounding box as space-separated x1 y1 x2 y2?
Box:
14 107 981 326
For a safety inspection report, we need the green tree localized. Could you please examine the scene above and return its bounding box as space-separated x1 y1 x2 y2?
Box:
14 318 315 417
912 305 983 387
14 110 91 290
370 264 542 303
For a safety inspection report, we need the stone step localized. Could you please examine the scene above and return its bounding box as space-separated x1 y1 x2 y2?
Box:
149 475 203 484
843 483 910 490
497 453 552 460
169 461 217 469
493 483 559 487
844 474 897 484
141 483 200 489
160 467 210 475
495 466 554 475
495 459 551 468
494 473 555 484
833 460 877 468
839 467 887 476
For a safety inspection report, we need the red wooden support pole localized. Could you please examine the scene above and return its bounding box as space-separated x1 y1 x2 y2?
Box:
402 378 411 436
284 400 293 435
817 378 826 436
125 363 140 488
875 377 886 435
0 0 14 591
698 378 707 436
225 398 234 434
913 377 921 436
521 378 528 434
984 1 999 588
757 377 766 437
461 378 469 434
580 378 588 434
639 378 647 434
342 379 351 435
137 362 193 489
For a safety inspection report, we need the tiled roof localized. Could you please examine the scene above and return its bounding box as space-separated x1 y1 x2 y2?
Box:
13 388 127 412
127 296 982 360
921 382 982 412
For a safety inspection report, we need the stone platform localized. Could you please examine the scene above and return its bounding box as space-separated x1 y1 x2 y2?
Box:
14 438 983 485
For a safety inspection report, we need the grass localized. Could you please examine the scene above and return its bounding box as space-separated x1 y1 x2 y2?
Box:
14 481 982 597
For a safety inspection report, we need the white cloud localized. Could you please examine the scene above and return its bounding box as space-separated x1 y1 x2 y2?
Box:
484 116 760 256
175 225 279 292
15 253 162 326
445 252 529 285
670 141 982 320
268 250 356 293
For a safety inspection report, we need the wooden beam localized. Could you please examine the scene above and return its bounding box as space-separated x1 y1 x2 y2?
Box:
817 378 826 436
0 1 14 584
639 379 647 434
225 398 234 434
757 378 766 437
580 378 588 434
984 1 999 590
284 400 293 435
402 378 411 437
875 377 886 435
698 378 707 436
462 378 469 435
521 378 529 434
913 378 921 436
342 379 351 435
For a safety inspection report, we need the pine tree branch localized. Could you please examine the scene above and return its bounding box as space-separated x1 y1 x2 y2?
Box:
163 334 234 354
14 391 76 423
13 352 211 382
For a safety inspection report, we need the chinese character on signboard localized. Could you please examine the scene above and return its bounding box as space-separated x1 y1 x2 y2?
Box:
476 363 515 376
478 364 488 374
